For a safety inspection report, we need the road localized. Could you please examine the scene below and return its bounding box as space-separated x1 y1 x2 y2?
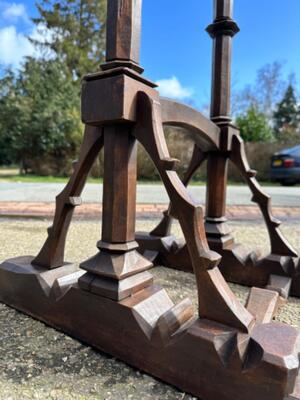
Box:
0 182 299 207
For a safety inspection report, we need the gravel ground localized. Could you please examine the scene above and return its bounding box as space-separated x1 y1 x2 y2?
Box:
0 218 300 400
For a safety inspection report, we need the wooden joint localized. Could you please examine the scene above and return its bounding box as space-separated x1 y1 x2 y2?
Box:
246 287 280 324
68 197 82 206
266 275 292 299
206 18 240 38
247 169 257 178
160 157 180 171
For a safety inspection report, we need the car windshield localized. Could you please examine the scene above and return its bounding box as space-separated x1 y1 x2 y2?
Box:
277 145 300 156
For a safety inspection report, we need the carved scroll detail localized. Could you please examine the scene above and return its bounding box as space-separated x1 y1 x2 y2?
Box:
133 91 254 332
230 134 298 258
33 126 104 268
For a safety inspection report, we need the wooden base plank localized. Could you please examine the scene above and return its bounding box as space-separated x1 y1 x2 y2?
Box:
0 257 300 400
136 233 300 298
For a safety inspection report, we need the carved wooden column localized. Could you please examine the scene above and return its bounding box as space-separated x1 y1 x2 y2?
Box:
205 0 239 251
78 0 153 300
102 0 143 73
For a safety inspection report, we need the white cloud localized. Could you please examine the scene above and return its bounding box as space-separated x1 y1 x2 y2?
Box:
0 25 34 67
2 3 28 22
156 76 194 100
30 23 55 45
0 2 57 69
0 23 55 69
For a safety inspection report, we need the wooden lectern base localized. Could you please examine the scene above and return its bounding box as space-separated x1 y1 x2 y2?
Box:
0 256 300 400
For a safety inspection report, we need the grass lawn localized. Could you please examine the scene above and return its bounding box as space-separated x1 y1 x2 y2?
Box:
0 166 282 186
0 173 102 184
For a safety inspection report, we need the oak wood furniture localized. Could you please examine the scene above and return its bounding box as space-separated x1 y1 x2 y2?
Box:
1 1 300 399
136 0 300 300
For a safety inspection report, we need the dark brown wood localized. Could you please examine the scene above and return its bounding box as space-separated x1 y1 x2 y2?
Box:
102 125 137 243
230 134 298 258
0 256 300 400
245 287 280 324
206 152 229 217
160 98 221 151
267 274 292 299
204 0 299 296
137 0 300 299
103 0 143 72
205 0 239 252
1 1 300 399
133 91 254 332
33 125 104 269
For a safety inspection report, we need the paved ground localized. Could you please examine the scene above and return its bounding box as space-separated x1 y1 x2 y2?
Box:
0 219 300 399
1 201 300 222
1 182 300 206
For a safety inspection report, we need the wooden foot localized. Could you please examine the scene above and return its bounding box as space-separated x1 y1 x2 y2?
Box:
139 119 300 300
140 237 300 298
0 257 300 400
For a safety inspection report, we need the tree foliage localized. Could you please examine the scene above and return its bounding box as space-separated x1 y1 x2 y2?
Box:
0 58 82 173
232 61 300 143
235 106 274 142
232 62 286 122
0 0 107 171
31 0 106 80
273 84 300 137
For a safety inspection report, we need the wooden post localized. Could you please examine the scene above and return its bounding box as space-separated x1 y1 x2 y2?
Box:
78 0 153 300
205 0 239 250
102 0 143 72
2 3 300 399
101 126 137 244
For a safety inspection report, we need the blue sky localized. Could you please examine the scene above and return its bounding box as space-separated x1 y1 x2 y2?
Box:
0 0 299 109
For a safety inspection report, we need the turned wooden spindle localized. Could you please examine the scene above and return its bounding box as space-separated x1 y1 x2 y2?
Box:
205 0 239 250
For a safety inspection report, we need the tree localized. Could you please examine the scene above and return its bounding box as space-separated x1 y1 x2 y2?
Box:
0 0 108 172
232 62 287 122
273 84 300 137
0 58 82 174
0 71 20 165
31 0 107 80
235 106 274 142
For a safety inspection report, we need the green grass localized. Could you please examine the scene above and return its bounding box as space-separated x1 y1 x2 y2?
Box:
0 173 283 186
0 174 102 184
0 166 282 186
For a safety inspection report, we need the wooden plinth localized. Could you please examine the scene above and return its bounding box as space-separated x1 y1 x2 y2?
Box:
0 256 300 400
137 233 300 298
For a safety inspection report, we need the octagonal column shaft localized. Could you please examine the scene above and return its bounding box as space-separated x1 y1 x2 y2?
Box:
205 0 239 250
103 0 143 72
79 0 153 301
101 126 137 244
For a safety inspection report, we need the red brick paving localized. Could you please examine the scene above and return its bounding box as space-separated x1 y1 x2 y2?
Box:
0 202 300 220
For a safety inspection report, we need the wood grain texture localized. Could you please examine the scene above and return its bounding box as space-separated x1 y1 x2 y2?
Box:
101 126 137 243
106 0 142 64
160 98 220 151
2 1 300 399
33 126 103 269
137 0 300 300
0 257 300 400
246 287 280 324
133 91 254 333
